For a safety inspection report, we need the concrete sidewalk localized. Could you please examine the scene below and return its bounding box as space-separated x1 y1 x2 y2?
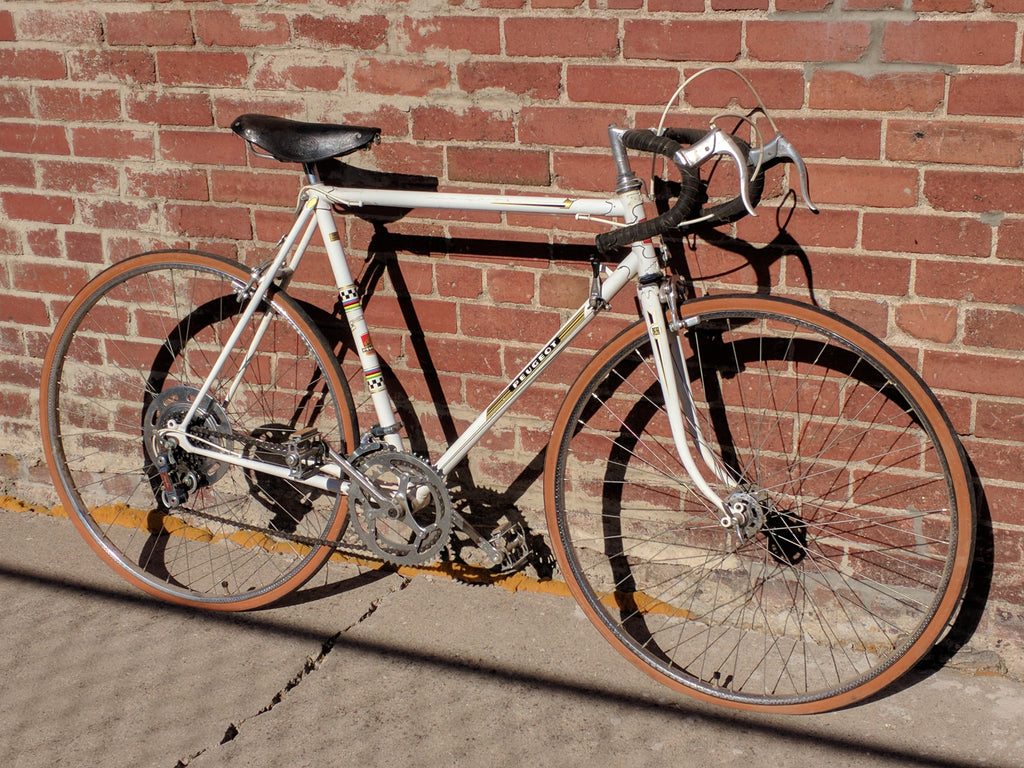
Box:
2 508 1022 768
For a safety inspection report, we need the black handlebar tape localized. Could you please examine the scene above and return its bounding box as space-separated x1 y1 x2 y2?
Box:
595 130 701 254
662 128 765 226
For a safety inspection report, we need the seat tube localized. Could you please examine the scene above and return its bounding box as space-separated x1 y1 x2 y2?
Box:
314 198 403 450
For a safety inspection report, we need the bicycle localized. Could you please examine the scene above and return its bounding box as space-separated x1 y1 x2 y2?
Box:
39 77 976 714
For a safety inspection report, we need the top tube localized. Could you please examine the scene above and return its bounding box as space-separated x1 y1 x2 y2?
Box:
309 184 630 221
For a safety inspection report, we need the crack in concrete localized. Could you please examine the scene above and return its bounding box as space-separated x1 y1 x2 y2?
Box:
172 576 412 767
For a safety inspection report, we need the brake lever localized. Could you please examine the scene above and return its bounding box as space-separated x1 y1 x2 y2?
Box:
748 134 819 214
674 128 757 217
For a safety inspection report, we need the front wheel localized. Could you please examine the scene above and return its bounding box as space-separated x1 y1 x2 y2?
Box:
41 251 358 610
545 294 975 713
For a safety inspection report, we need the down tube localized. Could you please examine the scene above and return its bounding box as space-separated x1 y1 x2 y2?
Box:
434 260 637 476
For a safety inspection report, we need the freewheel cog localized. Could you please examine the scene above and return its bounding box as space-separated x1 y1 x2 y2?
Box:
143 385 234 487
348 449 453 566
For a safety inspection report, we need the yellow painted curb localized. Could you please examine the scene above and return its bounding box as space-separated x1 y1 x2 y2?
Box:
0 493 573 599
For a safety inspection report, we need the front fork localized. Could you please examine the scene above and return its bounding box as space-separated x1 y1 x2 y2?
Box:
639 277 769 541
636 277 732 516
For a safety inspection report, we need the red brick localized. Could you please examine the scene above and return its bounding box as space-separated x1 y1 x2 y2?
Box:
292 14 388 50
553 151 620 193
0 295 49 326
366 141 444 179
39 161 119 195
211 170 301 207
412 106 514 143
785 251 911 296
882 21 1016 66
64 231 104 264
924 170 1024 215
11 262 91 294
746 22 872 63
448 147 550 187
67 49 156 85
0 10 13 41
894 303 957 344
887 121 1024 168
770 116 881 160
863 213 991 258
915 260 1024 304
35 87 120 122
0 85 31 118
26 229 60 260
977 401 1024 442
681 68 804 110
160 131 246 166
519 107 628 149
505 18 618 58
106 11 194 45
86 206 162 241
156 51 249 87
18 8 102 43
461 303 560 344
2 158 33 188
403 17 500 55
1 193 75 225
711 0 769 8
948 74 1024 119
809 71 945 112
648 0 705 8
485 268 534 304
624 20 742 62
913 0 973 9
166 203 252 241
566 65 681 105
828 296 889 339
195 10 290 46
435 264 483 299
127 92 213 127
737 208 859 249
71 127 154 161
457 61 561 100
126 168 209 202
847 0 902 7
923 350 1024 399
965 308 1024 352
810 164 917 208
353 59 450 97
253 58 347 92
996 219 1024 261
0 123 69 156
0 49 65 80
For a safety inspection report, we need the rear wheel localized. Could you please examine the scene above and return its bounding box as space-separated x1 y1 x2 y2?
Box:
41 251 358 610
545 294 975 712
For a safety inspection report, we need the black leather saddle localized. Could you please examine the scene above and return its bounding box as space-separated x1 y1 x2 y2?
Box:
231 114 380 164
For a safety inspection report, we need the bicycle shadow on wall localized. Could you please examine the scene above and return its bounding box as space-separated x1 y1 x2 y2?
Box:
299 161 992 683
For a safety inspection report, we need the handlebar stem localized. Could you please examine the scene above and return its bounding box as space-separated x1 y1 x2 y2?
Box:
607 125 643 194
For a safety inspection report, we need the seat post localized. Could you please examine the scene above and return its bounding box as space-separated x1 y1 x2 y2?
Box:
302 162 320 185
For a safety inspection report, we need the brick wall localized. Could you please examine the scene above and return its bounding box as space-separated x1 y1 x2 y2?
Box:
2 1 1023 669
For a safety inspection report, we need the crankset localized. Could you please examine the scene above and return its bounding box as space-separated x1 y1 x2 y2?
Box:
347 446 454 567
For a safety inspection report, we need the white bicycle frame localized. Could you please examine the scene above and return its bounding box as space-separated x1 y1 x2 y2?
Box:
167 130 732 517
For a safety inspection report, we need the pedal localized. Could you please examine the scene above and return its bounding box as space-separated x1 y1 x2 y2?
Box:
488 521 532 573
283 427 326 478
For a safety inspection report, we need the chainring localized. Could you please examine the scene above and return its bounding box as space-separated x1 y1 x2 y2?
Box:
347 448 453 566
